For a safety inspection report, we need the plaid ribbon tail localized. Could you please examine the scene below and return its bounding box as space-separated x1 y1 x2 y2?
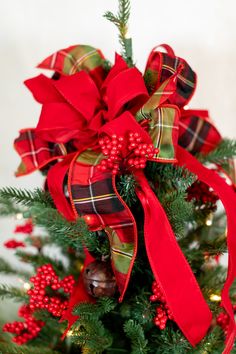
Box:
68 150 138 301
179 109 221 154
14 129 68 176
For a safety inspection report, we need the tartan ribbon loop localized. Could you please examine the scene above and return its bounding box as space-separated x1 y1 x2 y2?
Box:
145 45 197 107
14 44 236 350
37 44 107 87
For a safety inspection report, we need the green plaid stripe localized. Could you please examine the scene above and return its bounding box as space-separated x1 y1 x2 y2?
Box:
136 75 179 161
144 48 196 107
105 227 134 275
149 107 179 160
37 44 106 86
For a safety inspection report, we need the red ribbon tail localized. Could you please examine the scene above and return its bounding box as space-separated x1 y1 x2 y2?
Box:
134 169 212 346
177 145 236 352
60 249 95 339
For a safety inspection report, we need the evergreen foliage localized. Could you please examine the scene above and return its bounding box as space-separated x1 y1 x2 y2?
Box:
104 0 133 66
0 257 31 279
0 285 28 302
199 138 236 165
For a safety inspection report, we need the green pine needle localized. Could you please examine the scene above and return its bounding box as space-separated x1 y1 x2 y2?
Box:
0 196 22 216
0 284 28 302
198 138 236 165
0 257 31 278
123 320 148 354
29 203 89 251
0 342 60 354
0 187 54 208
104 0 133 66
117 174 138 207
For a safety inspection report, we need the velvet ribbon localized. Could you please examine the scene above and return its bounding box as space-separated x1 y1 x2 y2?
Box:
177 146 236 354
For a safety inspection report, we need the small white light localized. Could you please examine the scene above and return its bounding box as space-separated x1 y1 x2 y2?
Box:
67 330 73 337
23 282 31 291
15 213 23 220
206 219 213 226
210 294 221 302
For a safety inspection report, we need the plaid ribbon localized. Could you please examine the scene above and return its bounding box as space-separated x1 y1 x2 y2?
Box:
179 109 221 154
136 69 181 162
69 150 137 299
38 44 106 86
14 129 74 176
144 44 196 107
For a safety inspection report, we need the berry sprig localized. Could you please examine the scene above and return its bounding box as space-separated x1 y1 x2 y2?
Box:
14 220 33 234
27 264 75 318
98 132 158 175
150 281 174 330
187 180 219 210
98 134 123 175
127 132 158 169
3 305 44 345
216 305 236 336
4 239 26 249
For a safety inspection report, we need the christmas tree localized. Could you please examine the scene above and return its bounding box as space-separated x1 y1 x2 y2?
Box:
0 1 236 353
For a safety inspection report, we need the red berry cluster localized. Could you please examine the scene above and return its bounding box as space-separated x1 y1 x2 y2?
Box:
4 239 26 249
98 132 158 174
216 305 236 336
127 132 158 169
98 134 124 175
14 220 34 234
187 181 219 210
27 264 75 317
3 304 44 345
150 281 174 330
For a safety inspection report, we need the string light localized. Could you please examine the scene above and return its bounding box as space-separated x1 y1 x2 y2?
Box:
66 330 74 337
23 282 31 291
206 213 213 226
210 294 221 302
15 213 23 220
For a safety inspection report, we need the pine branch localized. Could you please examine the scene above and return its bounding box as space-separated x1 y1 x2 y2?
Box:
81 229 110 259
146 163 196 193
198 138 236 165
152 327 191 354
123 320 148 354
73 297 116 319
0 187 54 208
0 284 28 302
0 257 31 278
71 318 113 354
117 174 138 207
15 250 65 276
104 0 133 66
0 197 22 216
29 203 89 251
0 342 60 354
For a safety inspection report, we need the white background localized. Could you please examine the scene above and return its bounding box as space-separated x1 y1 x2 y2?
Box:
0 0 235 319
